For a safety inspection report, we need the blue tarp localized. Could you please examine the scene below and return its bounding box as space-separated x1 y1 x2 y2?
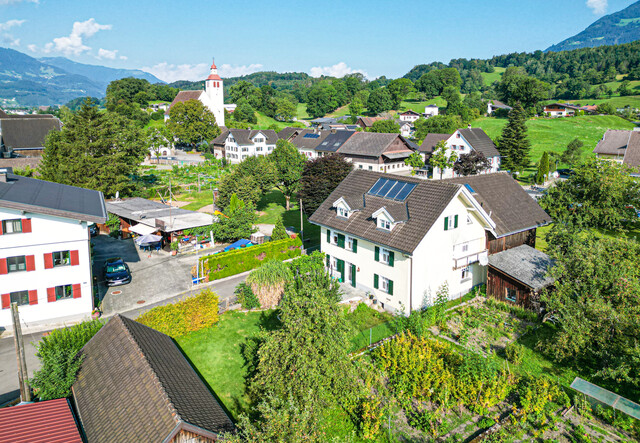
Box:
224 239 252 251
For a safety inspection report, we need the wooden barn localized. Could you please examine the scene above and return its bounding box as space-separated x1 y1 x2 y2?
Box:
487 244 554 311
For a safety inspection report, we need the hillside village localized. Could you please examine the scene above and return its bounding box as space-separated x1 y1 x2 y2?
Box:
2 5 640 441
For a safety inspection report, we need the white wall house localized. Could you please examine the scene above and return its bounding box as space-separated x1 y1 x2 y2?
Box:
214 129 278 164
424 105 439 118
0 169 107 329
399 110 420 123
432 128 501 179
309 170 552 314
398 121 413 138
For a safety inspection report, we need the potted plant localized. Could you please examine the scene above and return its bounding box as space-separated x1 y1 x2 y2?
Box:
91 307 101 319
170 241 179 256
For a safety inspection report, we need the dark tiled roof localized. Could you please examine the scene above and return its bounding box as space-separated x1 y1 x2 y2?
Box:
290 129 331 151
0 173 107 223
488 244 555 290
357 116 384 128
73 315 234 443
459 128 500 158
277 126 303 141
419 133 450 154
623 131 640 169
444 172 552 237
593 129 630 156
310 169 460 254
211 129 229 145
316 130 357 152
0 117 61 149
228 129 277 145
337 132 406 157
400 109 420 115
0 398 83 443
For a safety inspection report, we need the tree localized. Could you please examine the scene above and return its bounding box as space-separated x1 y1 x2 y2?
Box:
348 96 364 118
167 100 221 149
305 82 338 118
539 158 640 231
39 99 148 198
404 151 425 175
429 140 457 179
367 119 400 133
595 102 616 115
229 80 262 108
366 88 393 115
233 101 258 124
212 194 257 242
298 155 353 217
561 138 583 166
216 171 261 210
105 77 151 111
541 234 640 387
535 151 550 184
618 80 633 96
236 155 277 195
497 103 531 173
271 216 288 241
496 67 550 109
270 140 306 210
275 98 296 122
414 115 462 142
30 320 103 400
386 78 415 109
453 151 490 176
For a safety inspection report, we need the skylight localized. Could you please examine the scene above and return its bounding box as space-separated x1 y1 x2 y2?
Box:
367 178 417 202
464 184 475 193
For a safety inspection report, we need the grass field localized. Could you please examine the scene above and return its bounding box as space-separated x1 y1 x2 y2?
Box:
562 95 640 109
296 102 311 120
472 114 636 174
144 118 165 129
480 66 505 86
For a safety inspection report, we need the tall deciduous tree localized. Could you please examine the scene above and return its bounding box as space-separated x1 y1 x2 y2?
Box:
404 151 425 175
497 103 531 173
216 171 262 210
366 88 394 115
561 138 584 166
212 194 257 242
167 99 221 149
270 140 307 210
386 78 415 109
429 140 457 179
298 155 353 217
40 99 148 197
236 155 277 195
367 119 400 133
414 115 462 142
453 151 490 176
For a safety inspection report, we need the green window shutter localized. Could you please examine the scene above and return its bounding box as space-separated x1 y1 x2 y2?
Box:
337 233 345 248
388 251 395 267
454 214 459 229
352 238 358 253
326 229 331 243
444 216 449 231
325 254 330 267
374 246 380 262
388 280 394 295
373 274 379 289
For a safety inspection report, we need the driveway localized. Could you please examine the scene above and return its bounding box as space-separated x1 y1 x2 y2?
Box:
0 331 44 406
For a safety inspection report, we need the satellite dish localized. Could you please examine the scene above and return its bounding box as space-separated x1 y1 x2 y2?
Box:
479 254 489 266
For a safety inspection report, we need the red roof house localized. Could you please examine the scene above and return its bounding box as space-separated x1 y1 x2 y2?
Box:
0 398 83 443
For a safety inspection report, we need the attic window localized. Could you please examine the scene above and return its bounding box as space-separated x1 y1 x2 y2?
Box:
378 218 391 230
338 207 350 218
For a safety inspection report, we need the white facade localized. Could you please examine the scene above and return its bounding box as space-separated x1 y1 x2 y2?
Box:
432 129 500 179
424 105 439 118
321 189 490 313
399 112 420 123
224 131 275 164
398 122 412 138
350 158 413 174
0 209 94 328
204 60 225 128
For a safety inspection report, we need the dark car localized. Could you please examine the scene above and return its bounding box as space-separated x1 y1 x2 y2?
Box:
556 168 575 179
103 257 131 286
88 223 98 237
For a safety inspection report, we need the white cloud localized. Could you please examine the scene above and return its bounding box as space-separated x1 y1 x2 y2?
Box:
0 19 24 31
218 63 263 78
27 43 36 52
0 19 24 46
119 55 127 60
0 0 38 5
309 62 369 79
42 18 112 56
142 62 209 83
586 0 607 14
97 48 118 60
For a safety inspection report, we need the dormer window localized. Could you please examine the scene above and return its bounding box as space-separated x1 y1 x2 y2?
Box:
378 219 391 230
338 207 349 218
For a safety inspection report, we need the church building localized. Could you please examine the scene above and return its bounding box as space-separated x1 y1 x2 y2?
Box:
165 59 225 128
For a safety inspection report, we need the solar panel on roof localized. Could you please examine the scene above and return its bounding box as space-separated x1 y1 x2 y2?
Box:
464 184 475 193
303 133 320 138
385 181 406 200
377 179 395 196
394 183 416 201
367 178 417 202
368 178 388 195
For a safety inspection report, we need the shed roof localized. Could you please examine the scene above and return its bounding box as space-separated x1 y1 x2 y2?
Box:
0 117 61 149
593 129 631 156
277 126 304 141
72 315 234 443
228 128 278 145
458 128 500 158
357 116 384 127
488 244 554 290
0 172 107 223
0 398 83 443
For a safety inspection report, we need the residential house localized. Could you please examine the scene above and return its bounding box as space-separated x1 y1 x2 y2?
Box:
310 116 351 130
0 110 62 158
211 128 277 163
593 129 640 174
486 100 512 115
335 132 415 173
423 104 439 118
277 126 305 142
543 103 596 117
309 170 551 314
72 315 234 442
487 244 554 310
425 128 501 179
315 130 357 157
418 133 451 160
0 169 106 329
356 116 384 130
397 120 413 138
0 398 83 442
288 128 331 159
399 109 421 123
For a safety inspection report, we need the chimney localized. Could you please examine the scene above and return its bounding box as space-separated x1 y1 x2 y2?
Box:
467 124 472 129
0 167 12 183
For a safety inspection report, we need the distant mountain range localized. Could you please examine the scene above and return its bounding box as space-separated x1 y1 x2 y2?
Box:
546 0 640 52
0 47 163 107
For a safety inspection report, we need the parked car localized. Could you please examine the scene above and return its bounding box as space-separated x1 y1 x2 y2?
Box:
556 168 574 179
88 223 98 237
103 257 132 286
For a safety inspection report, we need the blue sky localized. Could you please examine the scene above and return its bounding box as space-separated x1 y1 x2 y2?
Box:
0 0 636 82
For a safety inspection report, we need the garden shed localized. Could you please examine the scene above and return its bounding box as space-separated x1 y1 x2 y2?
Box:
487 244 554 310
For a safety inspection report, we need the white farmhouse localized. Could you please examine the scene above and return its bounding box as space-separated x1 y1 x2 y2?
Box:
423 104 439 118
0 169 107 329
165 59 225 128
309 170 552 314
212 129 278 164
399 110 421 123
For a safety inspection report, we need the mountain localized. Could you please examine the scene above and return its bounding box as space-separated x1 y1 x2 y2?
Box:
40 57 163 91
546 0 640 52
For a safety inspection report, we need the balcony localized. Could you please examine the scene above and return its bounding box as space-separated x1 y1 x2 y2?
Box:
453 249 488 269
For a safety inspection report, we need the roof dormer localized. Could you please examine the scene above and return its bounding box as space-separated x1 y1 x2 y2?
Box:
372 207 396 231
333 197 353 219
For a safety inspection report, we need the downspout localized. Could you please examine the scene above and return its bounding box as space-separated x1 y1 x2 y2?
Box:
408 255 413 315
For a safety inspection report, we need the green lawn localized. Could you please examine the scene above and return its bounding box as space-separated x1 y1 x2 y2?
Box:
562 95 640 109
144 118 166 129
472 114 636 174
480 66 505 86
398 97 445 113
327 104 351 118
178 190 216 211
296 102 311 120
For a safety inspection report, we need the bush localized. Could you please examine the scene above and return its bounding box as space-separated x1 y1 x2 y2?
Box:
30 319 103 400
235 282 260 310
136 289 219 338
505 342 525 365
485 297 538 322
246 260 293 308
270 216 288 241
200 237 302 281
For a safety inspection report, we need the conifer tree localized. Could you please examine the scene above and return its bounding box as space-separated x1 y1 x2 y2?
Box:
498 103 531 174
271 216 288 241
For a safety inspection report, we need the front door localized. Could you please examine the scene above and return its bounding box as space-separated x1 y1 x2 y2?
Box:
337 259 345 283
349 263 356 287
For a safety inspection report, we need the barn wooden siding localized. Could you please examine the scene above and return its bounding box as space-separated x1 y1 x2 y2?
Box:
486 228 536 254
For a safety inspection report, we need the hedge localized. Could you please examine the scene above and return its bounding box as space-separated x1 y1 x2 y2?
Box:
200 236 303 281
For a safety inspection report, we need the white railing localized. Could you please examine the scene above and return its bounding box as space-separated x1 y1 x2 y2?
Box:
453 250 488 269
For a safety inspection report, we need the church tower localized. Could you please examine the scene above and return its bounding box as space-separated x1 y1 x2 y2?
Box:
205 58 225 127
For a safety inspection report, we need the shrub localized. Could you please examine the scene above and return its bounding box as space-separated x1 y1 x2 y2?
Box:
477 417 496 429
270 216 288 241
136 289 219 338
235 282 260 310
246 260 293 308
505 342 525 365
485 297 538 322
200 237 302 281
30 319 103 400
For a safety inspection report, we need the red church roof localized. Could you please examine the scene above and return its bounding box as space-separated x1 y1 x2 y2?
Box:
0 398 83 442
207 74 222 80
211 59 217 69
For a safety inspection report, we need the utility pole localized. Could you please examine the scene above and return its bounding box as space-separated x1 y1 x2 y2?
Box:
299 198 304 243
11 303 31 402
